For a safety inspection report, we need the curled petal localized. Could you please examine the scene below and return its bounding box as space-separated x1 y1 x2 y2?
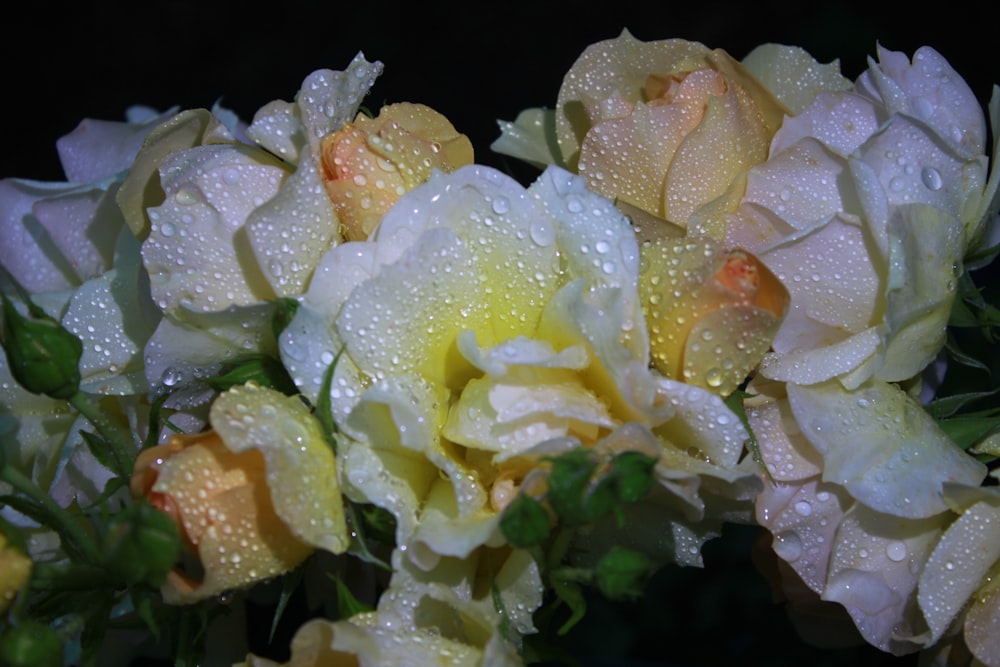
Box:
320 102 473 241
756 477 851 593
554 29 712 166
856 45 986 156
740 44 852 115
641 236 788 396
142 144 286 314
919 498 1000 646
210 383 348 554
824 504 947 653
787 379 986 519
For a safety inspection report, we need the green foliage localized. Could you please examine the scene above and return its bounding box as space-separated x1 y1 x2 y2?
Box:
344 502 395 571
271 297 300 340
499 445 659 637
271 567 306 642
202 353 298 395
725 387 774 484
331 573 375 619
933 264 1000 462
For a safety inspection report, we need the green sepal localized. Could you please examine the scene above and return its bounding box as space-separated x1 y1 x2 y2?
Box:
500 493 552 548
550 575 587 636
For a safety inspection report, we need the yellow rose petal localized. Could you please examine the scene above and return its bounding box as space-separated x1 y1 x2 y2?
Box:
211 382 349 555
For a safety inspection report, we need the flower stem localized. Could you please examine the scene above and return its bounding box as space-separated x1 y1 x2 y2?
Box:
67 390 135 478
0 465 101 564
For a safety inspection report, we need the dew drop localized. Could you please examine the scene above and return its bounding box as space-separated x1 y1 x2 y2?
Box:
921 167 943 191
704 368 723 388
529 219 555 246
885 540 908 562
773 530 803 562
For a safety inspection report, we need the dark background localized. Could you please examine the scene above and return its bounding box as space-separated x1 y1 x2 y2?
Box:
2 2 996 182
4 2 996 665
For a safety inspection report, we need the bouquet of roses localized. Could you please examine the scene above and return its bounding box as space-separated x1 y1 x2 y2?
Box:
0 29 997 667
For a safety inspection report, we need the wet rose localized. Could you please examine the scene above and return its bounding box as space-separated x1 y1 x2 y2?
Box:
638 233 788 397
130 382 348 604
320 102 474 241
708 44 997 389
280 164 760 571
493 29 790 229
747 376 986 655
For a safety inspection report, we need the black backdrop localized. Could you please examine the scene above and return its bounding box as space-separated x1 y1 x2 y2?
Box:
3 2 996 182
2 2 997 665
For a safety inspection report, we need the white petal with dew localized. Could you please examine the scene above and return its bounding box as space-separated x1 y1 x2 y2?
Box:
919 499 1000 645
787 379 986 519
741 44 852 116
824 504 947 653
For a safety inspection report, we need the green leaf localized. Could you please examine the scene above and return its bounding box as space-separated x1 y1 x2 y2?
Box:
725 388 774 484
84 476 127 509
490 574 511 642
938 413 1000 450
79 592 113 667
129 589 162 640
356 503 397 546
344 502 392 571
271 566 305 642
314 346 345 449
202 354 297 395
500 493 551 548
271 297 300 340
79 430 126 479
926 389 1000 419
331 573 374 619
943 334 993 373
141 394 171 451
593 546 653 601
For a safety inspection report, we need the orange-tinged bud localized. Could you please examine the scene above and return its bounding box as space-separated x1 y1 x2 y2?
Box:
639 236 789 396
320 102 473 241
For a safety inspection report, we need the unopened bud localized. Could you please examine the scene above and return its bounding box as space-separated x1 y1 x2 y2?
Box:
1 294 82 400
101 501 181 588
0 621 63 667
